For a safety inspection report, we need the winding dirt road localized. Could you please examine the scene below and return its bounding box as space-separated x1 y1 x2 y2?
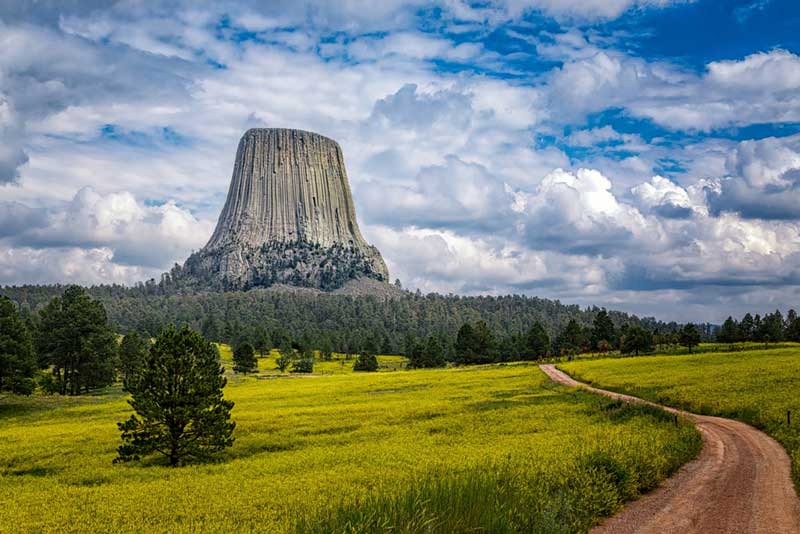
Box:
539 364 800 534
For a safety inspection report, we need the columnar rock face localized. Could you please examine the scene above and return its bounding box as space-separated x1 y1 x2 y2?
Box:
177 128 389 291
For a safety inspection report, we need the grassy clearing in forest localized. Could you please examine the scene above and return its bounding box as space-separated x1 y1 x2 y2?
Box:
561 347 800 489
216 343 408 375
0 363 699 533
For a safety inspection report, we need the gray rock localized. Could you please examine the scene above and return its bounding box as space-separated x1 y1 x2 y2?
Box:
176 128 389 291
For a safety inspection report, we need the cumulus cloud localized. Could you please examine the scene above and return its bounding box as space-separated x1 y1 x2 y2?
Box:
706 135 800 219
361 156 514 232
631 176 695 219
520 168 666 254
547 48 800 132
0 187 212 285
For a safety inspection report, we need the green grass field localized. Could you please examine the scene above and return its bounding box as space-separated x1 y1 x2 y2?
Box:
217 344 409 375
561 347 800 488
0 361 700 533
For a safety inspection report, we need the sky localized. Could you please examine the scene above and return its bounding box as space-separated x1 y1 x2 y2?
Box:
1 0 800 323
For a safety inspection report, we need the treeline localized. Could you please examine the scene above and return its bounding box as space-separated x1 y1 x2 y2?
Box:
435 313 705 367
1 284 679 357
717 310 800 343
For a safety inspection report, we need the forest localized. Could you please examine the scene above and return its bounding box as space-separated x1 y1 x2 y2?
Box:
0 283 690 356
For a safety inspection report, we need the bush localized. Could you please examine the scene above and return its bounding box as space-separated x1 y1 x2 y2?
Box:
276 348 294 372
292 358 314 373
353 353 378 372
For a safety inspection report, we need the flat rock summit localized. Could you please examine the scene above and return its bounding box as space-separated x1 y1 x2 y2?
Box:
175 128 389 291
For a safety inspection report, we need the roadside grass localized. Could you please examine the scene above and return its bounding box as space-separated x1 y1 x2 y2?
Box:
561 347 800 489
0 363 699 533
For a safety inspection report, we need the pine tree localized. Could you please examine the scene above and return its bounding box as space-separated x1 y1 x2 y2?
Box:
739 313 755 341
454 323 475 363
591 310 617 350
555 319 585 356
620 326 653 356
119 332 148 384
252 327 271 357
408 336 446 368
116 325 235 467
36 286 118 395
717 317 738 344
786 309 800 342
354 337 379 372
276 338 294 372
0 296 36 394
523 321 550 360
233 343 257 373
679 324 701 353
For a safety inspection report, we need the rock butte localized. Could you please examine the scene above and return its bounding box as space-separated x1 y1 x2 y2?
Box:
177 128 389 291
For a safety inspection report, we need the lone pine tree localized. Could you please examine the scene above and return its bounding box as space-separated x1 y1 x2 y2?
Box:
116 326 235 467
232 343 257 373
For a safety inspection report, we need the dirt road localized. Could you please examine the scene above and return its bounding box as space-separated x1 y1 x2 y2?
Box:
539 364 800 534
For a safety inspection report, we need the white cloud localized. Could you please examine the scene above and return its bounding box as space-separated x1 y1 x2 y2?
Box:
0 187 212 277
706 50 800 92
631 175 695 218
0 246 155 286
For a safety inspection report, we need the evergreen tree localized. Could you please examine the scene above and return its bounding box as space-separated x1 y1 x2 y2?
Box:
786 309 800 342
200 314 222 341
752 315 763 341
291 353 314 373
403 332 417 357
739 313 755 341
354 337 379 372
471 321 495 362
232 343 257 373
116 325 235 467
717 317 739 344
620 326 653 356
276 338 294 372
591 309 617 350
0 296 36 394
408 336 446 368
523 321 550 360
252 327 271 357
381 334 393 355
319 335 334 361
555 319 585 356
36 286 117 395
679 324 701 353
119 332 148 384
762 310 784 344
454 323 475 363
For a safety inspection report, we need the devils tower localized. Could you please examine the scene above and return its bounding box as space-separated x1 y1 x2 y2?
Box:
176 128 389 291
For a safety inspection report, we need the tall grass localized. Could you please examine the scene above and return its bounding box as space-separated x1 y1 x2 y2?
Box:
298 400 700 534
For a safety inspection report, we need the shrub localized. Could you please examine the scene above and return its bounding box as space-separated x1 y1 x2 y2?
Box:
292 358 314 373
353 353 378 372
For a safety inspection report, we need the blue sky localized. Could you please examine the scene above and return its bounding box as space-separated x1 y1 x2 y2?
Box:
1 0 800 322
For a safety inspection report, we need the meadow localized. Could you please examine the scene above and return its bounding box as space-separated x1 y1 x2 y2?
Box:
0 357 700 533
561 346 800 488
